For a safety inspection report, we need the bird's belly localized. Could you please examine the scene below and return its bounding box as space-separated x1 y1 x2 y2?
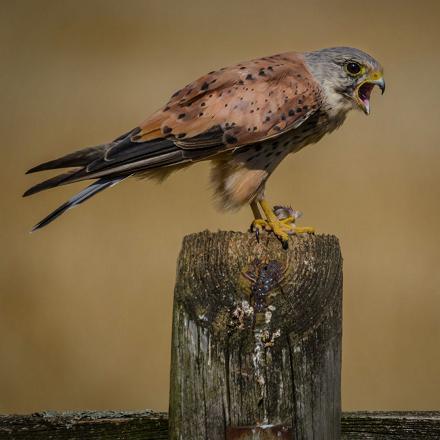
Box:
209 113 337 211
210 135 295 210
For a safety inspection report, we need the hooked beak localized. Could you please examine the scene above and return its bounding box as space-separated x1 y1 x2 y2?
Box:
355 72 385 115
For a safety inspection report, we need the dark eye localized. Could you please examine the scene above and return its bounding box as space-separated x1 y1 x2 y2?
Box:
346 62 361 75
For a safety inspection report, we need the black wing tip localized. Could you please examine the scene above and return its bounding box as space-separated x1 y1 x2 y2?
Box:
23 182 54 198
23 187 38 197
23 169 82 198
26 164 45 174
26 159 64 174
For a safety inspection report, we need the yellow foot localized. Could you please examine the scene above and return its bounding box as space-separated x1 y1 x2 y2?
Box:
251 218 314 245
251 218 293 247
250 201 315 249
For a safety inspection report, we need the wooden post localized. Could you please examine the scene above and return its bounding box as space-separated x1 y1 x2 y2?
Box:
169 231 343 439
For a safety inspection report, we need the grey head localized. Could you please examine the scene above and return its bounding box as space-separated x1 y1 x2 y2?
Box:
303 47 385 115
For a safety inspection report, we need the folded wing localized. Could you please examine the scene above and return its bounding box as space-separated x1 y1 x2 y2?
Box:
24 51 322 229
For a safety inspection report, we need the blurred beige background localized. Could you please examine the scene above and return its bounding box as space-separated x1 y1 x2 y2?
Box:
1 0 439 414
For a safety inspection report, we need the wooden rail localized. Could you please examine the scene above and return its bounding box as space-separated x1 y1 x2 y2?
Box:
1 410 439 439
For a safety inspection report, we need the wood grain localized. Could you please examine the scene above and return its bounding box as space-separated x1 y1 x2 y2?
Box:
341 411 440 439
2 411 439 439
0 410 167 440
169 231 343 439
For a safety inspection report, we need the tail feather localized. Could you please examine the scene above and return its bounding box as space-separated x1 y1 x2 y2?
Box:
23 169 83 197
26 128 138 174
31 177 126 232
92 139 176 171
26 145 107 174
25 126 225 230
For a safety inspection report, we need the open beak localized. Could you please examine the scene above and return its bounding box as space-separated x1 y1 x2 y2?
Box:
355 72 385 115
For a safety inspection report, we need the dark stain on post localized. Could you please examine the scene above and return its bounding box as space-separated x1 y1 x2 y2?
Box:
241 258 285 312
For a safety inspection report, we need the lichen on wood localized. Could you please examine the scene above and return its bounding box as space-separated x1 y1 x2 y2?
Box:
169 231 343 439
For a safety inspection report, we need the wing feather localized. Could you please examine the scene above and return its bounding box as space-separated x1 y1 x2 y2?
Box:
136 51 322 152
25 52 322 198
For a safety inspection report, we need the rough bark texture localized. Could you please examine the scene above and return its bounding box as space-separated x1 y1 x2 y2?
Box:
1 411 439 439
169 231 343 440
341 411 440 439
0 410 167 440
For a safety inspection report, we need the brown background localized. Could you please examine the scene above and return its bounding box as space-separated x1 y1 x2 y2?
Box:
1 0 439 414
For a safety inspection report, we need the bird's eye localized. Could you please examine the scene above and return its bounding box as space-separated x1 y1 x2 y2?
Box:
345 62 362 76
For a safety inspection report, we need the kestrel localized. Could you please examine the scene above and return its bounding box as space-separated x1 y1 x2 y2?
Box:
25 47 384 247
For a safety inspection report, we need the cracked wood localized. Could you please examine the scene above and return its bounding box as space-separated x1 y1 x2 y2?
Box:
169 231 343 439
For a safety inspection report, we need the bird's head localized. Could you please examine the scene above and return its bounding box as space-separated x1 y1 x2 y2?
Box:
304 47 385 115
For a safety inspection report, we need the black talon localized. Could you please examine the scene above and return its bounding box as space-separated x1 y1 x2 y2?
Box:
255 227 260 242
249 222 260 242
282 239 289 250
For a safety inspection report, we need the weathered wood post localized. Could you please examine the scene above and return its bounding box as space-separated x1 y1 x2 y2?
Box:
169 231 343 439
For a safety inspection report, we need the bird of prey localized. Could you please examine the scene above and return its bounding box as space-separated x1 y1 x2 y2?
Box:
24 47 384 247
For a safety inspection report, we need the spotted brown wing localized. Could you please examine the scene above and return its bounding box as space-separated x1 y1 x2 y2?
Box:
26 52 323 194
136 52 322 151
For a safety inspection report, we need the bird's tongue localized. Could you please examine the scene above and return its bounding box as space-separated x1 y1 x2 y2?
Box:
358 83 374 114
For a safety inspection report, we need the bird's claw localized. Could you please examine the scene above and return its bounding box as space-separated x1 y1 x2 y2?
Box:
252 221 261 242
250 218 293 247
250 204 315 248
